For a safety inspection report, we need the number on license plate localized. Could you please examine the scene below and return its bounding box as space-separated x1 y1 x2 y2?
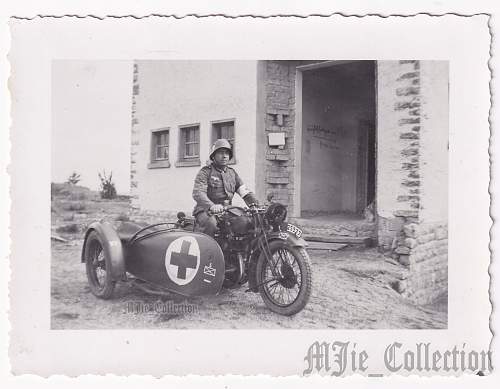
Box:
286 223 302 238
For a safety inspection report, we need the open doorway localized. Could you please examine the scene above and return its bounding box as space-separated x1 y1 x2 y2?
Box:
298 61 376 219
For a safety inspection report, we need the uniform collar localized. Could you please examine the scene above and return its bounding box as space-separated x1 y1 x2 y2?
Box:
213 164 227 173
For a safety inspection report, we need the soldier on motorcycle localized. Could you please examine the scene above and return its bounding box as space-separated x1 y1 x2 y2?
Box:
192 139 259 237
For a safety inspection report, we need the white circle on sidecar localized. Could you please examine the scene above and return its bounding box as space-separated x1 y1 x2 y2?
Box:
164 236 200 286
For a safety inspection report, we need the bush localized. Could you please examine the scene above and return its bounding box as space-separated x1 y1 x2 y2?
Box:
66 172 81 185
98 170 117 200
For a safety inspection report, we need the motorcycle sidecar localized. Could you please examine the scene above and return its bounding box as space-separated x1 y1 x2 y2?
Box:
81 221 225 299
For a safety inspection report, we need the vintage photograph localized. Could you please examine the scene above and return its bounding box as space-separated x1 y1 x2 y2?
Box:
9 12 492 377
50 59 449 329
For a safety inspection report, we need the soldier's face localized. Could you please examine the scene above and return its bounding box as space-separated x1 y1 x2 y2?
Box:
213 149 231 165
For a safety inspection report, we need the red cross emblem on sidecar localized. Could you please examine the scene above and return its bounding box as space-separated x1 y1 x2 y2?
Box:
165 236 201 286
170 240 198 279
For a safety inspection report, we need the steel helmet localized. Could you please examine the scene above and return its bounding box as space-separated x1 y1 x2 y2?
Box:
210 138 233 160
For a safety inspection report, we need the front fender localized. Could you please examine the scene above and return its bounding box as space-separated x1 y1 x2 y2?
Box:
81 221 126 281
268 231 308 248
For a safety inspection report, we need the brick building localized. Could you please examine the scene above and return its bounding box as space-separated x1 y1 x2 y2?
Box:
130 60 448 304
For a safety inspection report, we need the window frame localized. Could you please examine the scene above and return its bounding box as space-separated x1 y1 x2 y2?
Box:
176 123 201 167
211 119 236 165
148 128 171 169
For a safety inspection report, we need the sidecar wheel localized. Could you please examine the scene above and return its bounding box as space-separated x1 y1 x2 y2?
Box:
84 231 116 299
256 240 312 316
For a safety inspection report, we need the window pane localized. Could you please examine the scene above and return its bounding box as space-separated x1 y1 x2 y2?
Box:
160 146 168 159
222 124 233 139
153 130 169 161
214 122 234 140
186 143 193 157
187 127 197 142
180 126 199 159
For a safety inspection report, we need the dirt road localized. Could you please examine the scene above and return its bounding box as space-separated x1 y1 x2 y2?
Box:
51 240 446 329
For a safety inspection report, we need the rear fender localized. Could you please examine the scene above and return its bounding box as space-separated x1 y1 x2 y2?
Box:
81 221 126 281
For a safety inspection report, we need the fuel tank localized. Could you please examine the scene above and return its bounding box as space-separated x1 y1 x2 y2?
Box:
125 230 225 297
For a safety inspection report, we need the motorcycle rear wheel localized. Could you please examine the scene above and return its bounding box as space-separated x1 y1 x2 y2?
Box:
84 231 116 299
256 240 312 316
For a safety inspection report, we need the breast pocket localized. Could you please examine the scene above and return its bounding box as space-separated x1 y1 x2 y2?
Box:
209 176 223 188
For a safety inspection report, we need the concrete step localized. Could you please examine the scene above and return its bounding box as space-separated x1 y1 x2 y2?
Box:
304 234 374 247
305 241 348 251
290 215 376 247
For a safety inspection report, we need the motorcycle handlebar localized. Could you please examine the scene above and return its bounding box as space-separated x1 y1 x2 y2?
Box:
208 204 266 217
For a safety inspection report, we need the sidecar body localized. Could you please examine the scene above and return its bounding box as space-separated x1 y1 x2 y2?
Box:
81 220 226 298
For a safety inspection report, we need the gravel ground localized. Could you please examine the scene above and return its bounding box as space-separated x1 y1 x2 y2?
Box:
51 240 447 329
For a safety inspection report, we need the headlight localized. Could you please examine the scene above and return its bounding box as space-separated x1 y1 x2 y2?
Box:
265 203 287 229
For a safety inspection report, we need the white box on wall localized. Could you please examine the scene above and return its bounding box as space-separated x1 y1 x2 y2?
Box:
268 132 286 147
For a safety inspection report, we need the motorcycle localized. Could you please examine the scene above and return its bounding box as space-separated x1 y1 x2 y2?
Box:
81 202 313 316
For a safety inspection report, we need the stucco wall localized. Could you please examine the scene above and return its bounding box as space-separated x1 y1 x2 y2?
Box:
131 60 258 213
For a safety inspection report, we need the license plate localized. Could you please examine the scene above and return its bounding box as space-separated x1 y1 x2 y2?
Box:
286 223 303 238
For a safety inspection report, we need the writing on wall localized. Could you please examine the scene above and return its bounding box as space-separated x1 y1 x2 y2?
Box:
307 124 339 150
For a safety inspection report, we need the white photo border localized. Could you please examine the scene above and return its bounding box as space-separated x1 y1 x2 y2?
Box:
5 12 494 379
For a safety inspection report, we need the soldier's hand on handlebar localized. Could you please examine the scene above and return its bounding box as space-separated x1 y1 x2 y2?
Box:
210 204 224 214
248 203 264 214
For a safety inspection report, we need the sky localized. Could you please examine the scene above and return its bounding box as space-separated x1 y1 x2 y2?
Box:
51 60 133 194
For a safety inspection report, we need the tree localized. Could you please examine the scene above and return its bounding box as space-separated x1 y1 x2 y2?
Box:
66 171 81 185
98 170 117 199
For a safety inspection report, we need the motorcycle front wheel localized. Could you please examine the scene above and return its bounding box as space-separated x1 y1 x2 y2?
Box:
256 240 312 316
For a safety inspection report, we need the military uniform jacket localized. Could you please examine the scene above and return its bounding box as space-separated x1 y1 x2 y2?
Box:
192 163 256 216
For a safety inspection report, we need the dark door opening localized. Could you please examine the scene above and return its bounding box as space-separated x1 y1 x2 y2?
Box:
300 61 376 218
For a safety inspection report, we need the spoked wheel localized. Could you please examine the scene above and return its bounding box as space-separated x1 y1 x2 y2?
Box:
256 240 312 316
84 231 116 299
